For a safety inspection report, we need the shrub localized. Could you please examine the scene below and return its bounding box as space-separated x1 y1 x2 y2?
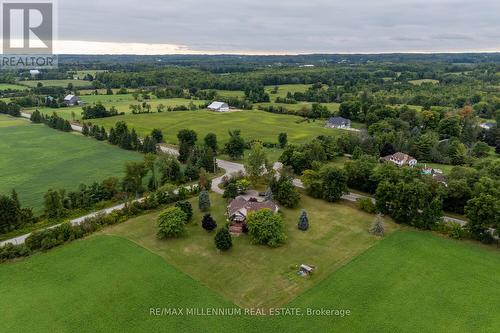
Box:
223 182 238 199
358 197 377 214
201 214 217 231
214 228 232 251
298 210 309 231
175 201 193 222
247 209 286 247
157 207 187 239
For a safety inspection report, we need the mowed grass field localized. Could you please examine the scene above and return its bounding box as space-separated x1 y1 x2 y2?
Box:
91 110 340 146
0 114 143 211
19 79 93 88
25 97 208 121
102 193 396 308
1 219 499 331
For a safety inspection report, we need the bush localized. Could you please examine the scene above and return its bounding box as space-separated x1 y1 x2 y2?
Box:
175 201 193 222
358 197 377 214
201 214 217 231
157 207 187 239
247 209 286 247
214 228 232 251
434 221 466 240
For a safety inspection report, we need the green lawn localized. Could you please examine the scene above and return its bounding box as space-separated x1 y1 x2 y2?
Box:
0 114 143 211
0 83 28 91
255 101 340 113
90 110 341 146
102 193 398 308
0 236 253 333
19 79 93 88
285 231 500 332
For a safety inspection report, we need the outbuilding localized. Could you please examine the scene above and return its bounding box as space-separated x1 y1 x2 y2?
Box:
207 101 230 112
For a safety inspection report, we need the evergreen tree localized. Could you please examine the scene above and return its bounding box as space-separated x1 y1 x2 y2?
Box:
198 190 211 212
82 123 89 136
298 210 309 231
278 132 288 148
214 228 232 251
369 214 385 236
202 214 217 231
223 182 238 199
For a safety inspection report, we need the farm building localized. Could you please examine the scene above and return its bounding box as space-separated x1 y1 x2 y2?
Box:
207 101 230 112
63 94 82 106
480 122 495 130
29 69 40 76
326 116 351 129
381 152 417 167
227 196 279 234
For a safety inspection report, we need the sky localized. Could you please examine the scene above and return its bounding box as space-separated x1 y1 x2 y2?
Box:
44 0 500 54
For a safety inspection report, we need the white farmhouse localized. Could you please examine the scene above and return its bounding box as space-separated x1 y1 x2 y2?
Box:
207 101 230 112
381 152 417 167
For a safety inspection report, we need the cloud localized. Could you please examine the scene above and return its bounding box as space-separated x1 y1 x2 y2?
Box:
55 0 500 54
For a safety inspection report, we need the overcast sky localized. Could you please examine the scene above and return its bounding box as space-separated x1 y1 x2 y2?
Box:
53 0 500 54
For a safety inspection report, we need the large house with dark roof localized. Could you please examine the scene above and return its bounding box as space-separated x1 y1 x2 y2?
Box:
326 116 351 129
227 196 279 234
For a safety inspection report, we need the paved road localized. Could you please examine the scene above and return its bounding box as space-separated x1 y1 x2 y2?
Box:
2 115 467 246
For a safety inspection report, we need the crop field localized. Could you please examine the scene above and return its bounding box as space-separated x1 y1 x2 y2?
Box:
19 79 93 88
0 114 143 211
0 83 28 91
90 110 343 146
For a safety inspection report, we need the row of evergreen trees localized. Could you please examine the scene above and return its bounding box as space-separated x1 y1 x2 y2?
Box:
0 101 21 117
0 190 36 235
82 121 158 154
30 110 72 132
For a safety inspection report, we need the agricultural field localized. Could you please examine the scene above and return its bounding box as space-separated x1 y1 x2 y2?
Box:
0 236 251 333
102 193 399 308
23 97 208 121
90 110 343 146
19 79 93 88
0 114 143 211
0 83 28 91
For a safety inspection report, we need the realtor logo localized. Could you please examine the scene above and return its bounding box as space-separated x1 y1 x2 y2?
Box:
1 1 57 68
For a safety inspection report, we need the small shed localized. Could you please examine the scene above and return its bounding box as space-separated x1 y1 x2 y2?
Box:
298 264 315 276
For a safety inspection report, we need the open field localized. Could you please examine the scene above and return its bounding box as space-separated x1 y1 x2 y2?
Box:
265 84 312 100
255 101 340 113
90 110 342 146
0 83 28 91
285 231 500 332
24 97 208 121
19 79 93 88
0 114 143 211
408 79 440 85
0 236 251 333
1 208 499 331
102 193 399 308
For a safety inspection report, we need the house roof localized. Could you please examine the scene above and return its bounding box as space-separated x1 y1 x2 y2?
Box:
228 196 279 218
481 122 495 128
208 101 228 109
382 152 416 163
327 116 350 126
64 94 76 101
